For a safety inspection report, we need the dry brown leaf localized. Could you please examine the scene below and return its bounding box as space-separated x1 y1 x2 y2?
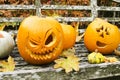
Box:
75 22 79 37
76 33 85 42
114 49 120 56
0 56 15 72
104 57 118 63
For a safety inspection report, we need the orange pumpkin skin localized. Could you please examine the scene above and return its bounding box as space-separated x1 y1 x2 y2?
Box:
60 23 76 49
17 16 64 65
84 18 120 54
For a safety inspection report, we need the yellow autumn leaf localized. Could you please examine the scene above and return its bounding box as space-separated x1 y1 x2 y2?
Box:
60 47 75 57
0 56 15 72
54 51 80 73
0 25 5 31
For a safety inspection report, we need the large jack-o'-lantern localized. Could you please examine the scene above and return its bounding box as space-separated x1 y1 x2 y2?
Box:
84 18 120 54
17 16 64 65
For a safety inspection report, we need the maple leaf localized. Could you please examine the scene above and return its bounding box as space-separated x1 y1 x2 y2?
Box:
54 48 80 73
0 56 15 72
60 47 75 57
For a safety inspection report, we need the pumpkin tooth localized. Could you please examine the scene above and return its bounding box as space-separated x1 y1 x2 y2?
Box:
28 49 40 60
41 50 46 55
46 50 50 53
30 53 34 59
41 49 45 54
46 54 51 59
39 52 42 54
39 55 43 60
52 52 56 57
34 55 37 60
41 50 44 53
41 55 46 60
36 55 40 60
42 51 45 55
31 53 36 59
34 54 38 59
36 54 40 60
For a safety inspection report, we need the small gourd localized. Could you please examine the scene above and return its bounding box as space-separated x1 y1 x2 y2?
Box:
88 49 105 64
0 31 15 58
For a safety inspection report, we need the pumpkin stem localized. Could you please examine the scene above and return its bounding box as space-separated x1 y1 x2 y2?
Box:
95 49 98 53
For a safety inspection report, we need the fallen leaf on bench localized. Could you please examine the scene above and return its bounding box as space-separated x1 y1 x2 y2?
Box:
76 33 85 42
0 56 15 72
60 47 75 57
54 49 80 73
104 57 118 63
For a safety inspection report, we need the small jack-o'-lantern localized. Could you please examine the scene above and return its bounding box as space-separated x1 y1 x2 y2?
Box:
17 16 64 65
0 31 15 58
60 23 76 49
84 18 120 54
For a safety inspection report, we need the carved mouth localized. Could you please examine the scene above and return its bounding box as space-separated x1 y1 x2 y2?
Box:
25 40 63 60
25 47 55 60
96 41 107 47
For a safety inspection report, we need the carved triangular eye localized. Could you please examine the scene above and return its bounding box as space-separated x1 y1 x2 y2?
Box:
45 34 53 45
45 32 57 48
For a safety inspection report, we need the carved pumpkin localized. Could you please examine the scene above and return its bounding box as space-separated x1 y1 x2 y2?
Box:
0 31 15 58
17 16 64 65
84 18 120 54
60 23 76 49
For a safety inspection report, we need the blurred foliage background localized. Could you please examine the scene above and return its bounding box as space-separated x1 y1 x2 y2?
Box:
0 0 120 31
